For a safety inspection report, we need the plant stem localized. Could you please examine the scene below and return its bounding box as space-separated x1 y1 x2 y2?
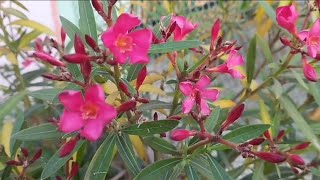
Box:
169 84 180 116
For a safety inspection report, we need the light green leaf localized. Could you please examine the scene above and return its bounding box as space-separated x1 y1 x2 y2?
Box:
149 40 201 54
121 120 179 136
0 91 26 122
206 154 232 180
256 35 273 63
18 30 42 49
168 161 185 180
11 123 62 141
0 7 28 19
29 88 61 102
308 83 320 107
85 134 116 179
78 0 97 41
258 1 276 23
10 20 54 35
127 64 144 81
185 163 200 180
205 107 221 132
246 35 256 87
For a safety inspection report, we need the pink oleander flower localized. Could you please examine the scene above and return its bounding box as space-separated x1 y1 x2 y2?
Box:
58 85 117 141
298 19 320 58
210 19 221 49
171 15 198 41
206 50 245 79
170 129 196 141
179 75 219 115
276 4 299 34
101 13 152 64
302 58 318 82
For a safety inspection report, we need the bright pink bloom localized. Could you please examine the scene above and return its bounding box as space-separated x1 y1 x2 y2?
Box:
179 75 219 115
170 129 196 141
171 15 198 41
302 58 318 82
58 85 117 141
101 13 152 64
298 19 320 58
211 19 221 49
276 5 298 34
206 50 245 79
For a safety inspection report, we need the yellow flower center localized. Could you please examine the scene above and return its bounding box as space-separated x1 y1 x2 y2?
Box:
115 34 133 53
81 102 99 120
309 36 320 46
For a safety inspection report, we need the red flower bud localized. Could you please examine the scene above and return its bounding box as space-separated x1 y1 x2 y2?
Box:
61 27 66 47
291 167 299 174
108 0 118 7
68 162 80 180
33 52 65 67
30 149 42 163
136 98 149 103
220 104 245 133
35 38 43 52
254 151 286 163
280 37 291 46
288 154 305 166
168 115 182 121
276 130 285 142
166 21 177 39
119 81 131 97
247 137 265 146
80 61 92 83
117 100 137 113
20 147 29 157
63 54 91 64
263 130 273 142
42 73 62 81
136 66 147 91
91 0 103 12
60 137 78 157
292 142 310 151
74 34 86 54
85 34 100 52
56 176 63 180
170 129 196 141
210 19 221 51
6 160 22 166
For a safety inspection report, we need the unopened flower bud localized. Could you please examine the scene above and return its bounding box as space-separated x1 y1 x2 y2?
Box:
170 129 196 141
280 37 291 46
210 19 221 51
85 34 100 52
291 167 299 174
20 147 29 157
166 21 177 39
63 54 91 64
59 137 78 158
136 66 147 91
119 81 131 97
263 130 273 142
220 104 245 133
276 130 285 142
74 34 86 54
33 52 65 67
291 142 310 151
91 0 103 12
35 38 43 52
288 154 305 166
303 58 318 82
254 151 286 163
42 73 62 81
61 27 66 47
168 115 182 121
246 137 265 146
81 61 92 84
136 98 149 103
117 100 137 113
69 162 80 179
30 149 42 163
6 160 22 166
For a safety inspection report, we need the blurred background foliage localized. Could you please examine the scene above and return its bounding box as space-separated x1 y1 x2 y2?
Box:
1 0 320 179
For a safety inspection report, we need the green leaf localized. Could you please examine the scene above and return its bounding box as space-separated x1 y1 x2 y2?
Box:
121 78 137 96
153 14 172 39
246 35 256 87
18 30 42 49
11 123 62 141
168 161 185 180
185 163 200 180
291 70 309 90
258 1 276 23
41 140 85 179
134 158 182 180
29 88 61 102
85 134 116 179
0 91 26 122
209 124 270 150
78 0 97 41
127 64 144 81
116 134 140 176
138 100 172 111
205 107 221 132
10 109 24 156
279 96 320 152
189 155 213 178
0 7 28 19
187 54 209 73
256 35 273 63
122 120 179 136
10 20 54 35
308 83 320 107
252 161 266 180
143 136 178 154
149 40 201 54
206 154 232 180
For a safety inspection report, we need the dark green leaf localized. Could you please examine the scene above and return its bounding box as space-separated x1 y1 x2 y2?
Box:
205 107 220 132
116 134 140 176
143 136 178 154
10 109 24 156
0 91 26 122
185 163 199 180
78 0 97 41
11 123 62 141
246 35 256 87
149 40 201 54
127 64 144 81
206 154 232 180
134 158 182 180
279 96 320 152
29 88 61 102
41 140 85 179
138 100 172 111
308 83 320 107
189 155 213 178
209 124 270 150
168 161 185 180
85 134 116 179
121 120 179 136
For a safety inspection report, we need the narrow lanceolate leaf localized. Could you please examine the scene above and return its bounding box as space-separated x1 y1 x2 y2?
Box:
78 0 97 41
259 100 272 135
256 35 273 63
209 124 270 150
134 158 182 180
0 91 26 122
10 109 24 156
205 108 221 132
41 140 85 179
189 155 213 178
10 20 54 35
185 164 200 180
18 30 42 49
153 14 172 39
308 83 320 107
11 123 62 141
0 7 28 19
127 64 144 81
258 1 276 23
85 134 116 180
121 120 179 136
168 161 185 180
187 54 209 73
206 154 232 180
279 96 320 152
29 88 61 102
149 40 201 54
143 136 178 154
246 35 256 87
138 100 172 111
116 134 140 176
